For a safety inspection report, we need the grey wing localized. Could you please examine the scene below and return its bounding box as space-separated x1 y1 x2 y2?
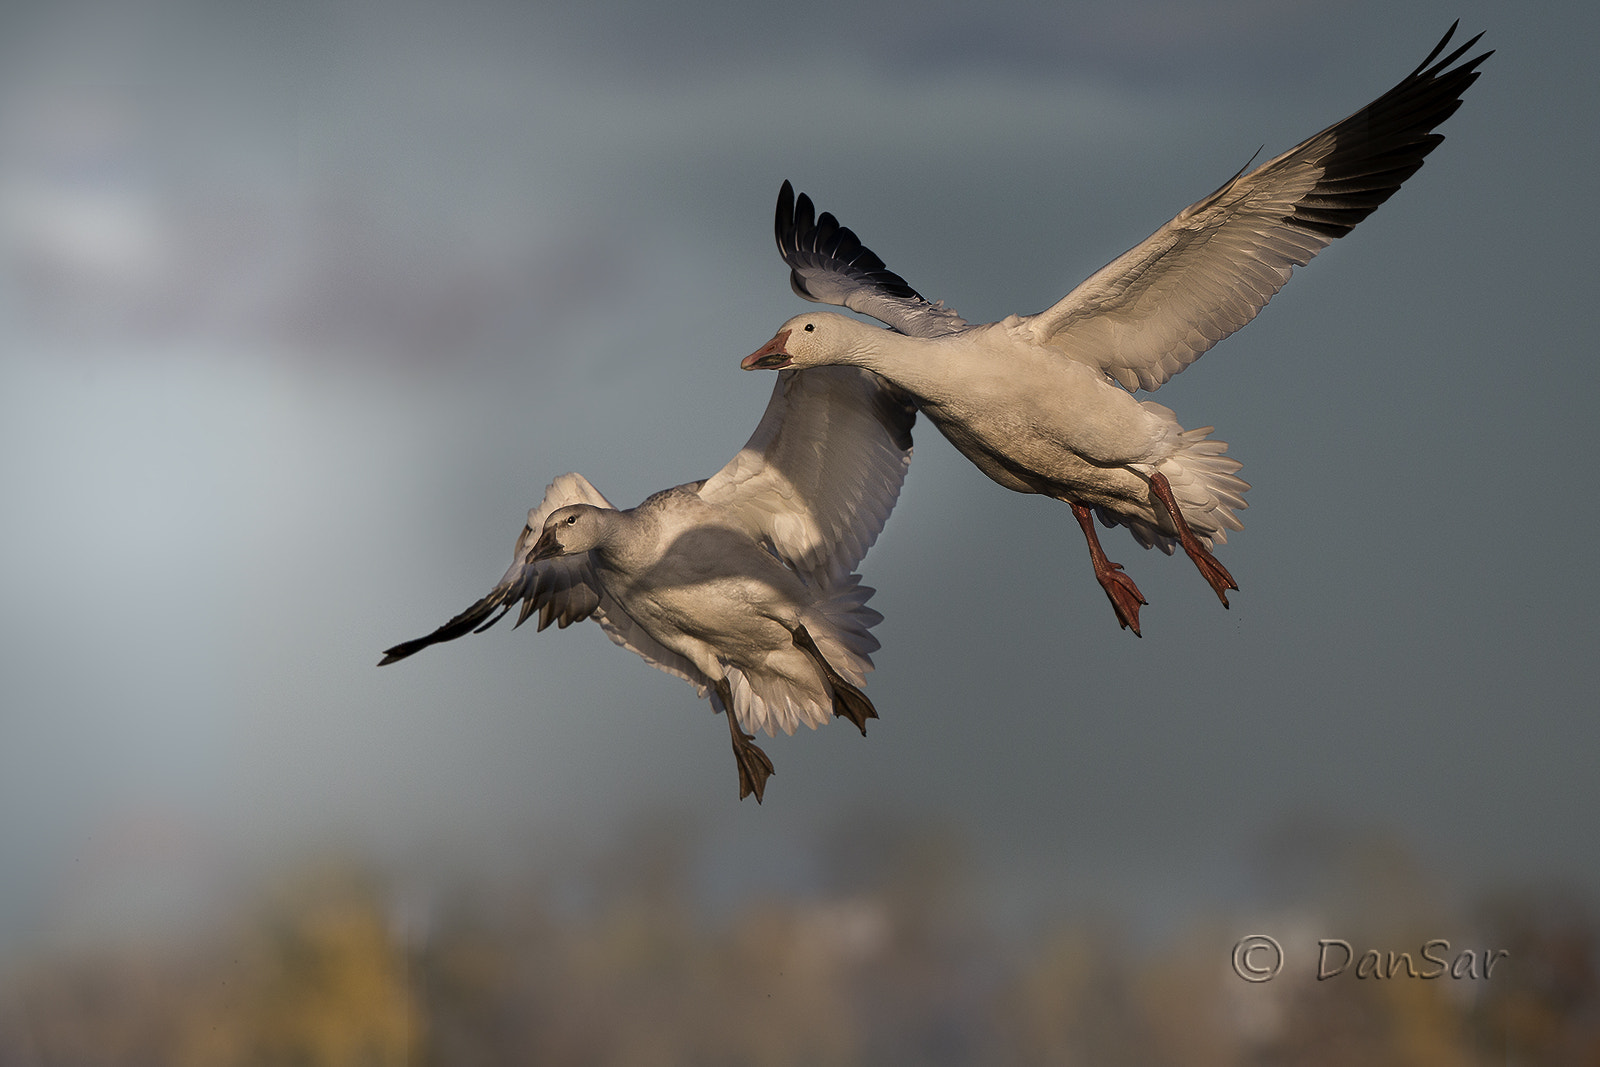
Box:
1025 23 1490 392
776 180 968 339
377 473 616 664
698 366 915 588
588 597 710 699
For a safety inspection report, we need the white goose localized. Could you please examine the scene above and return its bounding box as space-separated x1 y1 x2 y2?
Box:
380 366 915 802
745 25 1489 635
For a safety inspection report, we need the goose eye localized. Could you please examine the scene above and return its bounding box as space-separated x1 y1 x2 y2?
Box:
565 515 577 525
804 322 815 332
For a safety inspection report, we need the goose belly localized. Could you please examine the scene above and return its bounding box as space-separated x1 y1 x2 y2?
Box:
902 334 1166 463
605 563 801 670
917 363 1169 487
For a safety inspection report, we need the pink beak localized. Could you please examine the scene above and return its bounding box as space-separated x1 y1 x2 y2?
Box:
741 329 793 370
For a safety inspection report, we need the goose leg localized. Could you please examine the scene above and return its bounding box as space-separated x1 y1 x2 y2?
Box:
791 624 878 736
715 678 774 803
1070 502 1147 636
1147 471 1237 607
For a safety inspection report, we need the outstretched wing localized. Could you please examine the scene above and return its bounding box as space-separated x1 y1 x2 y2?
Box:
587 603 710 698
698 366 915 588
1025 23 1490 392
776 180 968 339
378 472 617 664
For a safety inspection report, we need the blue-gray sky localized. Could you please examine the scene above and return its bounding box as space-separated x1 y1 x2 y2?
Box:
1 0 1596 956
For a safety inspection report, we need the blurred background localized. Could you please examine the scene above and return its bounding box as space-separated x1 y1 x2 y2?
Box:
2 0 1596 1062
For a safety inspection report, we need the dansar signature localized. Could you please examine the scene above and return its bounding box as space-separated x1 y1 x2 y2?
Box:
1314 939 1508 981
1231 935 1510 983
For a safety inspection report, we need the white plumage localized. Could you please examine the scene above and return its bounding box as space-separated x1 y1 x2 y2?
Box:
745 24 1489 635
381 366 915 802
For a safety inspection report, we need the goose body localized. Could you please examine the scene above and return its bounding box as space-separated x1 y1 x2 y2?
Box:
381 366 915 801
785 316 1208 491
745 25 1490 634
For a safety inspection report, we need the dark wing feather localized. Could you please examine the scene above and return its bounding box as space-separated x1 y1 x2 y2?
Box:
378 473 613 665
1029 23 1491 391
776 180 968 338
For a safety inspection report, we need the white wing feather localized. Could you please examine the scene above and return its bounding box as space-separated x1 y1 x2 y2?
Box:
698 366 914 587
1025 25 1490 391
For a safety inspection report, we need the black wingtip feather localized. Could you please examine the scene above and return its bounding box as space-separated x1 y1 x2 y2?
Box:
377 590 509 666
1281 25 1490 238
774 179 924 303
775 178 796 246
1410 19 1460 77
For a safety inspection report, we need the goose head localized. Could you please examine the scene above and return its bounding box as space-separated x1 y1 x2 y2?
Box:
742 312 876 371
528 504 611 561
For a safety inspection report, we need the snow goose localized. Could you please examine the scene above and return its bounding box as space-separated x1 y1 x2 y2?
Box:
745 24 1490 635
380 366 915 802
